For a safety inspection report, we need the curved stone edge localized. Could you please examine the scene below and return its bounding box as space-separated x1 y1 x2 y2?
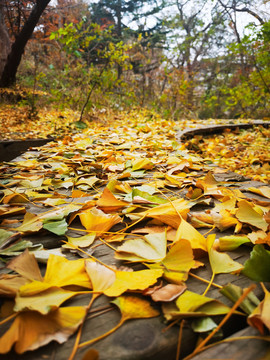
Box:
177 121 270 142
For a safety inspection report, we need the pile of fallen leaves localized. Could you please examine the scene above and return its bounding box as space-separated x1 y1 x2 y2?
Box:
0 109 270 359
185 126 270 184
0 105 83 140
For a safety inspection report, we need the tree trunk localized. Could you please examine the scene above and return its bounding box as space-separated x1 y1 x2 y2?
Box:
0 0 51 88
0 0 11 78
116 0 122 79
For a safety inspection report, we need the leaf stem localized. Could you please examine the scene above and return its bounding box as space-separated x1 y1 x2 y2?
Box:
202 272 215 296
0 312 17 326
176 320 185 360
189 272 222 289
78 317 125 348
68 294 97 360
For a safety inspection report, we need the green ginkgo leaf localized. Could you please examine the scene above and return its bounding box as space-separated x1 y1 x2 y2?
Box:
43 219 68 236
242 245 270 282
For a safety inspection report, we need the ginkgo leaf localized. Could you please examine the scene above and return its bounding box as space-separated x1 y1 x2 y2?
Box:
0 240 41 257
19 255 92 296
147 239 195 284
75 176 99 188
131 188 167 205
41 203 81 222
248 186 270 199
191 317 217 333
71 189 90 198
149 283 187 302
207 234 243 274
242 244 270 282
63 233 96 249
96 187 128 212
79 207 121 233
2 193 28 204
112 295 160 320
16 212 43 234
43 219 68 235
235 200 268 231
42 198 67 206
0 229 21 249
220 283 260 315
0 206 26 217
248 288 270 334
190 213 213 228
0 306 86 354
0 274 29 297
19 178 44 188
248 230 269 244
218 235 250 251
143 198 190 228
115 232 167 262
104 269 163 297
196 172 221 196
84 261 115 292
7 249 42 281
107 179 132 194
255 232 270 246
211 209 242 232
174 217 207 251
163 290 233 321
131 158 154 171
14 287 84 314
167 160 191 175
213 198 236 213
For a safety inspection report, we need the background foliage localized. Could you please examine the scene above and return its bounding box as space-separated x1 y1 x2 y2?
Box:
0 0 269 119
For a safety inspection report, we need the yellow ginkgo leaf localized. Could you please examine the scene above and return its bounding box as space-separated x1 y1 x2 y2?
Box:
176 290 232 314
14 287 84 314
75 176 99 188
0 306 86 354
207 234 243 275
0 205 26 217
144 198 190 228
15 212 43 234
115 232 167 262
131 158 154 171
63 233 96 249
248 186 270 199
174 218 207 251
96 187 128 213
163 290 233 321
213 198 236 213
235 200 268 231
104 269 163 297
148 239 195 284
212 209 242 232
19 255 92 296
2 193 28 204
84 261 115 292
196 172 220 196
44 255 92 289
112 294 160 320
79 207 121 233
